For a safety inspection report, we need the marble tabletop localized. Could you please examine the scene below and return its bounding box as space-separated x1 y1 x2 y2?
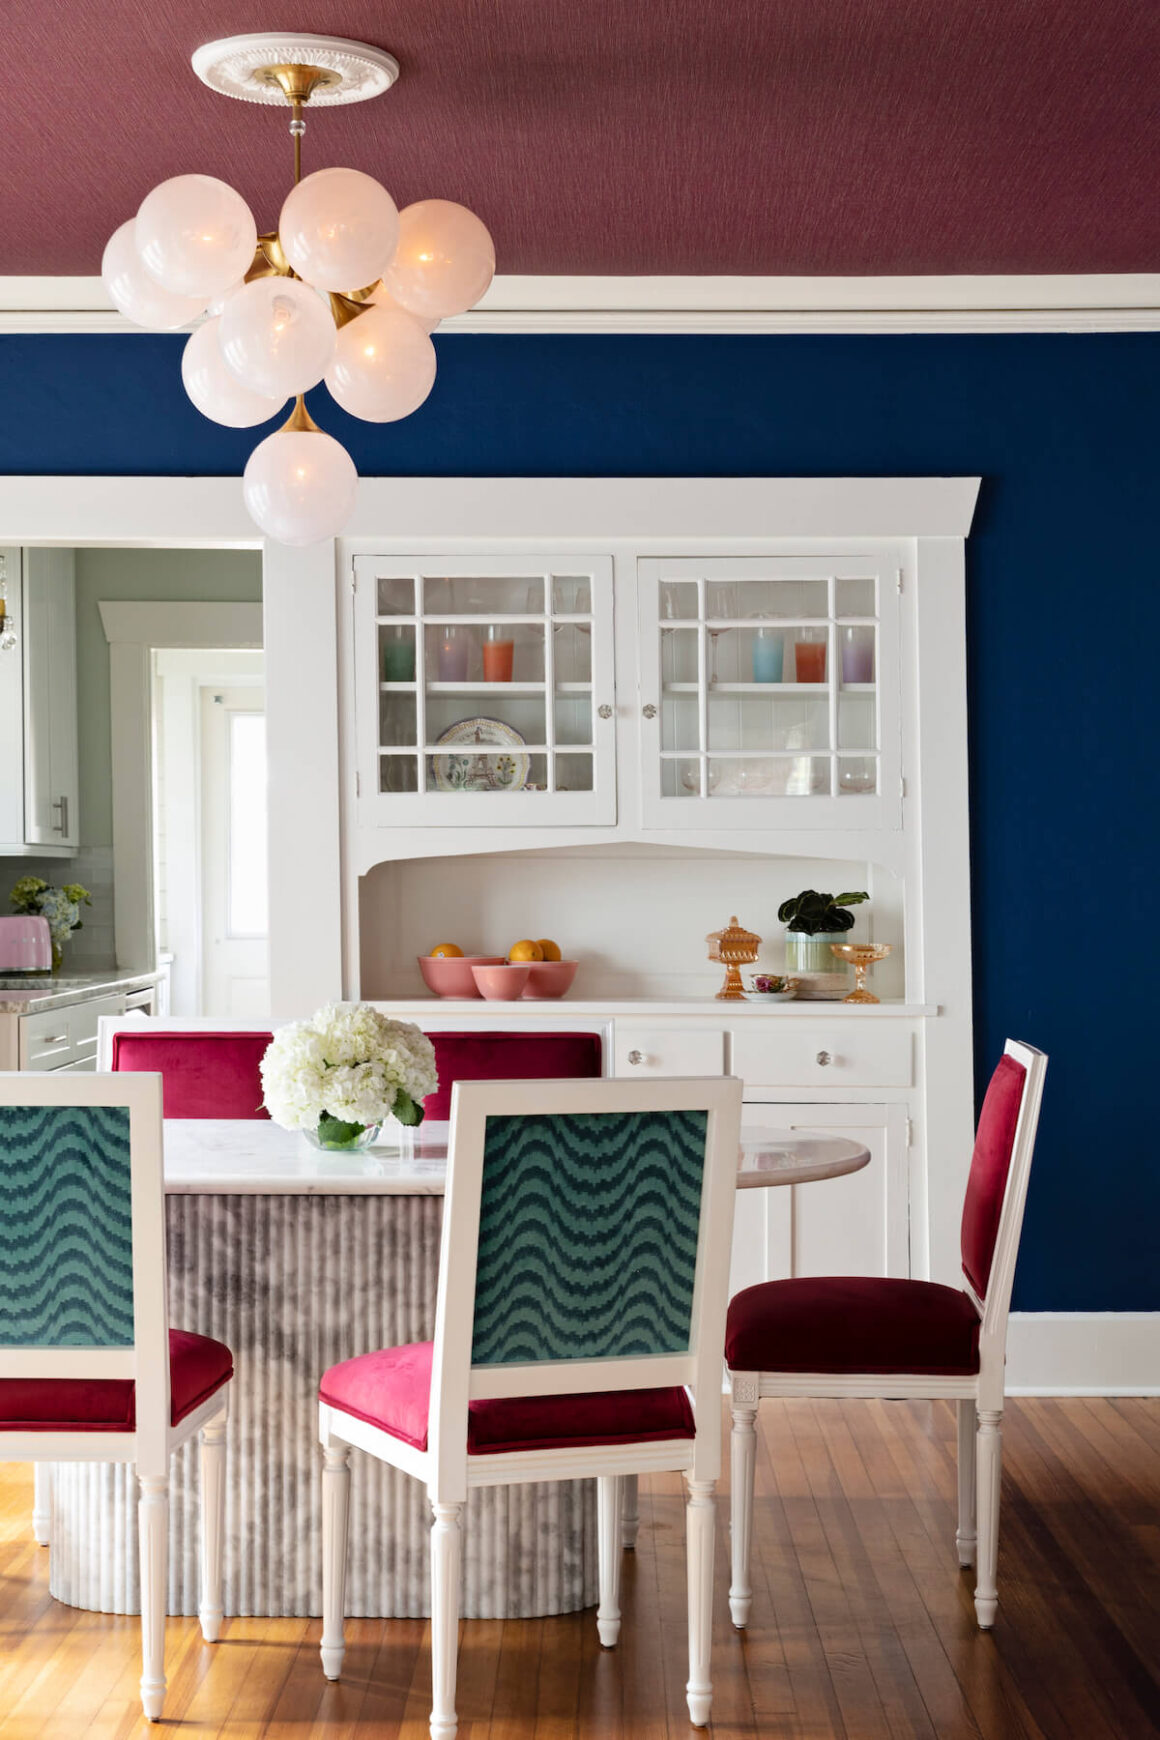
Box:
163 1118 869 1194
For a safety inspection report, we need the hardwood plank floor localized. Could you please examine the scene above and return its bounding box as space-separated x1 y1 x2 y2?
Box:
0 1399 1156 1738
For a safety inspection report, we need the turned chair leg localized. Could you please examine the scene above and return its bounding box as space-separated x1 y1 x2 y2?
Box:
198 1413 227 1642
430 1500 463 1740
320 1443 352 1679
685 1477 715 1728
138 1472 169 1723
620 1472 640 1550
597 1475 624 1645
32 1463 52 1547
729 1402 758 1628
956 1398 978 1568
975 1408 1003 1628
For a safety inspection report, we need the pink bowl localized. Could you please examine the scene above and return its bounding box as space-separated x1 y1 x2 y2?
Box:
521 960 579 999
470 962 532 1001
418 954 505 998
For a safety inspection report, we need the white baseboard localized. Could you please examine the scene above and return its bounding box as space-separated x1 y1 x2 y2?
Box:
1006 1312 1160 1396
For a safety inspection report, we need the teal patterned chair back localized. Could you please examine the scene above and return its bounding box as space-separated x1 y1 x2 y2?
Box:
470 1108 708 1367
0 1104 135 1348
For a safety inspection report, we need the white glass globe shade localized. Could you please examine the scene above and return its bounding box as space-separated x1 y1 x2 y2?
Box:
325 305 436 423
383 200 495 320
136 175 257 300
101 221 207 330
206 279 246 318
243 428 359 546
279 168 400 293
181 319 286 428
367 283 440 333
219 278 336 399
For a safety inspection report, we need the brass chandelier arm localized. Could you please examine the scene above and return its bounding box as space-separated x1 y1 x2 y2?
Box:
280 395 322 434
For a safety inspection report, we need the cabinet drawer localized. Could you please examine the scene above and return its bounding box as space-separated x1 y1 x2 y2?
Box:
732 1023 912 1090
614 1028 725 1077
20 1009 74 1067
68 993 128 1065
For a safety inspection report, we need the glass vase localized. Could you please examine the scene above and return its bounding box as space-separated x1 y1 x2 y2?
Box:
304 1119 382 1153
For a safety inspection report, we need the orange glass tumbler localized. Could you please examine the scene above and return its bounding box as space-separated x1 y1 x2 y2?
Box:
795 635 827 682
482 629 514 682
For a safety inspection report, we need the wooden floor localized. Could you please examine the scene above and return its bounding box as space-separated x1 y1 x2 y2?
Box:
0 1398 1157 1738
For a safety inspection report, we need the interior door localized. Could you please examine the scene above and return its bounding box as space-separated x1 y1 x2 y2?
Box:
200 685 269 1017
730 1102 909 1297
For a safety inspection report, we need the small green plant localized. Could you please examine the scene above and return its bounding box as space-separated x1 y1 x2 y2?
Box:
777 889 868 935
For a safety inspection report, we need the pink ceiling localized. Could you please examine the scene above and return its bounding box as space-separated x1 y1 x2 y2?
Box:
7 1 1158 277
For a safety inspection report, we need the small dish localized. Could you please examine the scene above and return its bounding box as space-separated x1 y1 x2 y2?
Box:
741 988 797 1003
470 962 532 1000
417 953 504 998
521 960 579 999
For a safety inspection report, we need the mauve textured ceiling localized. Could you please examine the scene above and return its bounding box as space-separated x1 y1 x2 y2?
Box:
5 0 1158 277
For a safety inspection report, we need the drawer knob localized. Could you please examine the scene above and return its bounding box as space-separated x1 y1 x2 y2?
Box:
627 1049 645 1066
642 703 658 720
816 1050 832 1067
597 703 613 720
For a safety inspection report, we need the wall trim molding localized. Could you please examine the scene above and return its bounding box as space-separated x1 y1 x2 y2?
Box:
1006 1312 1160 1396
3 274 1159 334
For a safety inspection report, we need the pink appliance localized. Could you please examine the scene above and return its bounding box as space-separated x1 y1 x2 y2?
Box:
0 915 52 973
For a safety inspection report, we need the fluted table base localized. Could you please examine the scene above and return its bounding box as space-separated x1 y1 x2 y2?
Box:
49 1192 598 1618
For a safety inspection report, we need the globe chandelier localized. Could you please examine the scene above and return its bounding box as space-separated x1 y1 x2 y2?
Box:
101 33 496 546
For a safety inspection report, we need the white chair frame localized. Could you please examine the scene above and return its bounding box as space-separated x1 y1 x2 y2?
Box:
0 1071 230 1722
319 1074 743 1739
727 1038 1047 1633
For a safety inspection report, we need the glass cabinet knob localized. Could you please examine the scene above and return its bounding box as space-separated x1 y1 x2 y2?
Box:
597 703 613 719
642 703 658 719
627 1049 644 1065
816 1050 832 1067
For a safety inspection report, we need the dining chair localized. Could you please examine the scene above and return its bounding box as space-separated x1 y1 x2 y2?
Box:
423 1029 603 1119
109 1027 273 1118
725 1039 1047 1632
0 1071 234 1721
317 1074 743 1737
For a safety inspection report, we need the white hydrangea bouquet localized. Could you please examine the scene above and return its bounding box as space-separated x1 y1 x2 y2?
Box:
260 1003 438 1152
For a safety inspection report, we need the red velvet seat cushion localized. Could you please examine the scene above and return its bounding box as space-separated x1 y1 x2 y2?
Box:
961 1053 1027 1297
725 1277 982 1376
0 1330 233 1431
425 1032 602 1122
319 1340 695 1454
112 1031 272 1120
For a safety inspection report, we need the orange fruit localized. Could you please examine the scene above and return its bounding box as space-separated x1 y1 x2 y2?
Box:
537 939 562 962
509 939 544 963
429 943 464 959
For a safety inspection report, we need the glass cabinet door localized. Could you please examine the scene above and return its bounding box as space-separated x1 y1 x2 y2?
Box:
637 556 901 830
354 555 616 826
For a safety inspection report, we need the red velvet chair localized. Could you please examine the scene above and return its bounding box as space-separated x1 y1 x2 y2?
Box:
725 1039 1047 1633
110 1030 273 1119
424 1030 603 1120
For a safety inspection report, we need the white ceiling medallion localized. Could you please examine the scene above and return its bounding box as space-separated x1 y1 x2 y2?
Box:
191 33 400 107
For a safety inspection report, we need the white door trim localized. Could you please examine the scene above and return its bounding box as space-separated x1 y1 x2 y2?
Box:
98 600 263 972
3 273 1159 332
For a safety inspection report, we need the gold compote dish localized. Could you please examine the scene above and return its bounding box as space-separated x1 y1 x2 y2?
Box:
829 941 892 1004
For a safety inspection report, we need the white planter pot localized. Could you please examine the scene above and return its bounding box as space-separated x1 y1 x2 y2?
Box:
784 930 850 1000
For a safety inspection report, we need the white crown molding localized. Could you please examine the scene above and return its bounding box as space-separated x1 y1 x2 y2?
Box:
1 274 1158 334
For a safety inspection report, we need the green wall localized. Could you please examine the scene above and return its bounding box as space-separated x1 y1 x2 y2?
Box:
74 549 262 847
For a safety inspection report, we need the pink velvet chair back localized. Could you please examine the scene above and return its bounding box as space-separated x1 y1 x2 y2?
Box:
425 1031 602 1121
959 1044 1036 1300
111 1031 272 1120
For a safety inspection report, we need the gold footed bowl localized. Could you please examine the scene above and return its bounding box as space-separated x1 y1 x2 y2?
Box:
829 941 892 1004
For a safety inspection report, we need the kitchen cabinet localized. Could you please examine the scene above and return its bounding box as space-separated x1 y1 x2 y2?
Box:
0 547 79 854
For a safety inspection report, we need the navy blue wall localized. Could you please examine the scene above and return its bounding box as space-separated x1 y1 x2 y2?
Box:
3 331 1157 1310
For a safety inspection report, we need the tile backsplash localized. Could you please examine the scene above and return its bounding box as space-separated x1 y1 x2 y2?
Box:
0 845 116 970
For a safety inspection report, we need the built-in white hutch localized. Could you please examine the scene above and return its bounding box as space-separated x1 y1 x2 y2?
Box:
333 476 980 1292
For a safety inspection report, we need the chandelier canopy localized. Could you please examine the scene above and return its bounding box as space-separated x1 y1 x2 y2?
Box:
101 33 496 546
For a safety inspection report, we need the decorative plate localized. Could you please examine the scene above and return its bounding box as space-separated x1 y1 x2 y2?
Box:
432 718 530 793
